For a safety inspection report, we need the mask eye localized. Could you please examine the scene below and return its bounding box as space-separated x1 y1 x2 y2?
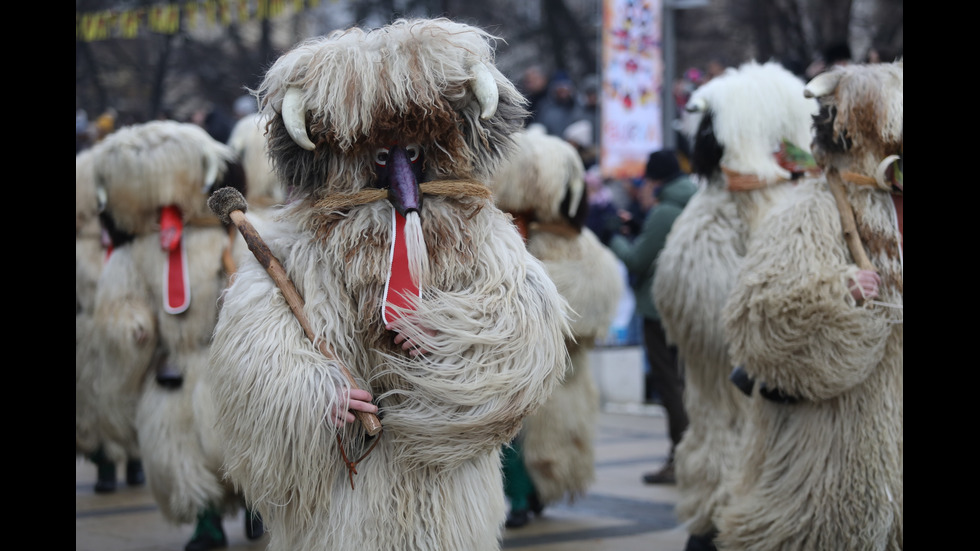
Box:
374 147 390 166
404 144 421 163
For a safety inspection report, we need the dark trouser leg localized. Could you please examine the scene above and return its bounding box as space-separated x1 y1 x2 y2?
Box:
245 507 264 540
125 458 145 486
89 447 117 494
642 318 688 457
685 529 719 551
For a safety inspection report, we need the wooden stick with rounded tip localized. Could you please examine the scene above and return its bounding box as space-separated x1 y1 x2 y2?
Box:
209 187 383 436
825 167 876 307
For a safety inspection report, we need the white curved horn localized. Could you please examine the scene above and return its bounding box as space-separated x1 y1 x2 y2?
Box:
282 87 316 151
203 151 219 193
96 185 107 213
470 62 499 120
803 71 843 99
875 154 902 191
685 96 707 113
567 175 585 219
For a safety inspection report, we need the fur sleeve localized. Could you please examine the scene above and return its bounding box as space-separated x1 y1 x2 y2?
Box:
92 242 158 393
654 186 744 365
529 228 623 341
722 182 892 401
90 241 158 463
208 218 357 509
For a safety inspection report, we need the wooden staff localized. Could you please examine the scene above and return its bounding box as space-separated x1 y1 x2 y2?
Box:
826 167 876 272
826 167 876 306
209 187 383 436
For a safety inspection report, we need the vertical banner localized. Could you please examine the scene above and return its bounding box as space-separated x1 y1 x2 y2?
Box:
601 0 663 180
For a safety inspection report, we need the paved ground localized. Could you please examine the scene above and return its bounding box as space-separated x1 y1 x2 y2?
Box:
76 403 689 551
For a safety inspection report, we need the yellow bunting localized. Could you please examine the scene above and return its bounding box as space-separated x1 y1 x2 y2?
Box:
77 0 316 42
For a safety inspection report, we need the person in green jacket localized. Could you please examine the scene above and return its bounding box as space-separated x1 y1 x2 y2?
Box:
609 149 697 484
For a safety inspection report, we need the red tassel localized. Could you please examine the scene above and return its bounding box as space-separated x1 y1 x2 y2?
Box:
160 206 190 314
383 208 420 324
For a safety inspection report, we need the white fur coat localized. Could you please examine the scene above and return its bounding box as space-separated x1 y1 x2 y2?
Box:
88 120 245 524
491 127 622 505
210 198 569 550
654 60 818 537
718 179 902 550
717 60 903 551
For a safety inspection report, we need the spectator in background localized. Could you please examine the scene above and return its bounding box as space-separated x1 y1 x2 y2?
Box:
584 167 621 246
563 119 598 170
191 104 234 143
672 68 703 168
806 41 852 79
704 58 727 82
76 109 92 153
536 72 587 138
94 108 118 143
518 65 550 128
579 74 601 148
866 45 901 63
233 94 258 120
608 149 696 485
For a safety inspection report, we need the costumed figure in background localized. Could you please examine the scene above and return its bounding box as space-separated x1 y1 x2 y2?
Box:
206 18 571 551
227 112 287 208
718 60 903 550
652 60 819 551
90 120 262 551
76 147 145 493
491 126 624 528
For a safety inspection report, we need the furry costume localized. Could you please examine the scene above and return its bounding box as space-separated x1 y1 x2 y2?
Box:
492 127 623 506
652 61 818 543
207 18 571 551
90 120 247 528
717 60 903 550
76 147 106 456
227 112 285 208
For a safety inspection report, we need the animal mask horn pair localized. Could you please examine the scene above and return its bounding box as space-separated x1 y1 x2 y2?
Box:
281 62 500 151
804 69 903 193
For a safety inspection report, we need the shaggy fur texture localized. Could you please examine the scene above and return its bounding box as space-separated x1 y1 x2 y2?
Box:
654 60 818 537
227 112 285 207
717 60 903 550
76 148 106 455
89 120 246 523
491 127 623 504
208 18 571 551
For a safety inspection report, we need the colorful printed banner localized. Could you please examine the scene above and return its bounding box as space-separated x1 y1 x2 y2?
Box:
76 0 325 42
600 0 664 180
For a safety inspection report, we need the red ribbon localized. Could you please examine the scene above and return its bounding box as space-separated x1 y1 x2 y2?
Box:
160 206 190 314
383 208 420 324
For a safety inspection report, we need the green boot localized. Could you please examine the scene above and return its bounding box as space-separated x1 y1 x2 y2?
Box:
185 507 227 551
502 438 537 528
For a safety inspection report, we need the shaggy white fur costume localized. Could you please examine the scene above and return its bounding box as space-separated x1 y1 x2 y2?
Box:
90 120 245 523
717 61 903 550
227 112 284 208
491 127 623 505
207 19 571 551
653 60 818 538
76 147 106 456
